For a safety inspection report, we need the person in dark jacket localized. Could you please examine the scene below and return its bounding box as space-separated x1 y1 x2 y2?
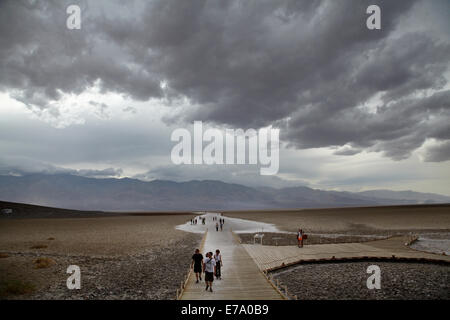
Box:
191 248 204 283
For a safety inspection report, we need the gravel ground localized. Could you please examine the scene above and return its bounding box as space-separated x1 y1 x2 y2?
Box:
271 261 450 300
0 232 202 300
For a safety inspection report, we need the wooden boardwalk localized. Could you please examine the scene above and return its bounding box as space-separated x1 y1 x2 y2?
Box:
179 214 449 299
243 236 450 271
181 227 284 300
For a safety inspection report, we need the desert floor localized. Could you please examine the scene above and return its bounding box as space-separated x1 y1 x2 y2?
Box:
1 205 449 300
224 204 450 234
0 214 201 299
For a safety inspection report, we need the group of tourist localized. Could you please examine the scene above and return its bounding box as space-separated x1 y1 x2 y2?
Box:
215 217 225 231
191 217 206 225
191 249 222 292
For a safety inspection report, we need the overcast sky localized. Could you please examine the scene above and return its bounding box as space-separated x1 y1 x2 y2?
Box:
0 0 449 195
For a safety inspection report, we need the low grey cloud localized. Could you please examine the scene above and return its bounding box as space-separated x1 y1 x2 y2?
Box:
333 148 362 156
122 106 137 114
423 141 450 163
1 0 449 163
0 112 173 166
89 100 109 118
0 156 122 178
135 164 307 189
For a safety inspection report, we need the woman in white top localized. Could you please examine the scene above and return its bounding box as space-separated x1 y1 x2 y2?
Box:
214 249 222 280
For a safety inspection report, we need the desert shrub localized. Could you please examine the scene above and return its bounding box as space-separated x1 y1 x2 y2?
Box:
33 257 55 269
0 279 35 297
30 244 48 249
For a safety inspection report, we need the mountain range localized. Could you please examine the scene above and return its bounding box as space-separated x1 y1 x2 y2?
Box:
0 173 449 212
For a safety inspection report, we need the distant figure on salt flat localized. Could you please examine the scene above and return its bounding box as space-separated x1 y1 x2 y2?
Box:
297 228 303 248
216 222 219 232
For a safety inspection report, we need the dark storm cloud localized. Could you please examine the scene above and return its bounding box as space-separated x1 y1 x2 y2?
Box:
288 90 450 159
1 0 449 161
333 147 362 156
0 0 162 110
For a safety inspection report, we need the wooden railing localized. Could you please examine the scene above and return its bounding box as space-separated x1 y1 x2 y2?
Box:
262 269 298 300
230 230 295 300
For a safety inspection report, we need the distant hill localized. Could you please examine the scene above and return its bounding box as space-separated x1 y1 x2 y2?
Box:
0 200 112 219
0 173 449 212
358 190 450 204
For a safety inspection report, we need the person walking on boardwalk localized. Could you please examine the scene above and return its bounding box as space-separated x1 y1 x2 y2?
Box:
214 249 222 280
191 249 204 283
297 228 303 248
216 222 219 232
220 222 223 231
203 252 216 292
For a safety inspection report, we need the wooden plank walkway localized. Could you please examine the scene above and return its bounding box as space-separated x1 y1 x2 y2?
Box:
243 236 450 271
181 228 284 300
